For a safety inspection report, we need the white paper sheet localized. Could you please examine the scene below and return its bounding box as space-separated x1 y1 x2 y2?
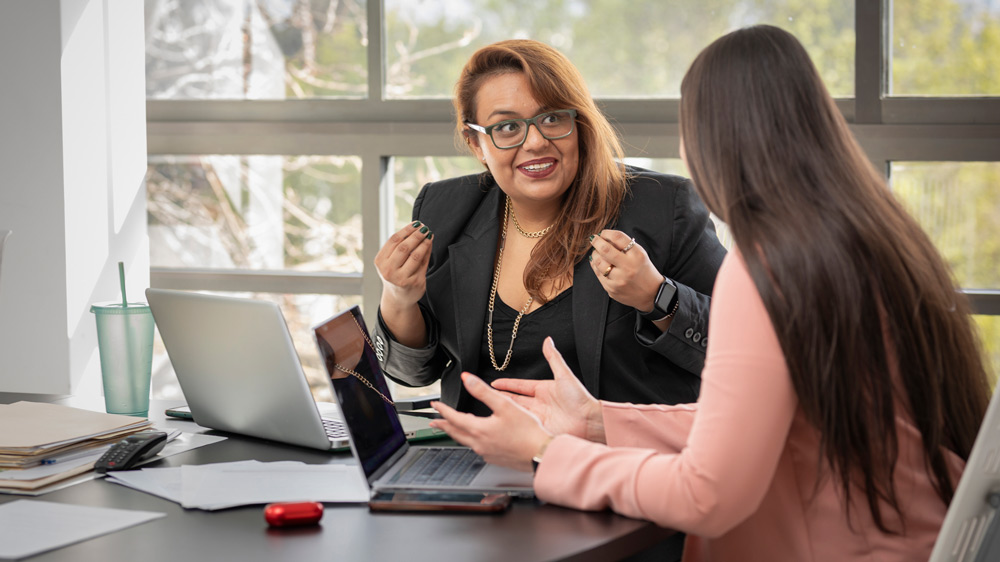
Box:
107 460 369 510
182 461 369 509
0 499 165 560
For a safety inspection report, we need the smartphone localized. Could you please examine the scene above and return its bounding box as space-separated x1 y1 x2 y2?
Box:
368 490 512 513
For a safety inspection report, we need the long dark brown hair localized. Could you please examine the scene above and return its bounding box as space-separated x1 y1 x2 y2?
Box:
454 39 628 301
680 25 991 532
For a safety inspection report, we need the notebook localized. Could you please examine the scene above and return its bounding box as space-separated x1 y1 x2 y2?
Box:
313 306 534 497
146 289 444 451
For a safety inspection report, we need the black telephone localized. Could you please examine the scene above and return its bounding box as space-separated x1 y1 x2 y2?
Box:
95 430 168 473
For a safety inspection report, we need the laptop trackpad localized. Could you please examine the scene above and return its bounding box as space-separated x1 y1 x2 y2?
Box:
472 464 534 489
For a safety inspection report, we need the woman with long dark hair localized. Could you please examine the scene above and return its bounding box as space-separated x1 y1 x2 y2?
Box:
428 26 993 561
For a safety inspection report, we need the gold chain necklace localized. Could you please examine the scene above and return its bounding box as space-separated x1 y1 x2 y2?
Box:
487 196 534 371
333 315 394 405
509 203 553 238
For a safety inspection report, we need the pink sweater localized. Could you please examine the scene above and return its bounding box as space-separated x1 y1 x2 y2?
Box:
534 252 964 561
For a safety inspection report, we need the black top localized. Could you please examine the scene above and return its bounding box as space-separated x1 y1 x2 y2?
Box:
466 288 579 416
373 166 728 410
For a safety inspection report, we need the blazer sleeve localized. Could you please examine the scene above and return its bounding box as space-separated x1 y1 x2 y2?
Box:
534 253 798 538
372 183 454 388
635 178 727 375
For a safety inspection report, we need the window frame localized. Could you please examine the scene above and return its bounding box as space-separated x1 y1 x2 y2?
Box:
147 0 1000 316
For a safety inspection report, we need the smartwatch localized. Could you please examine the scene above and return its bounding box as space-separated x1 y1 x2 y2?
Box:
641 276 679 322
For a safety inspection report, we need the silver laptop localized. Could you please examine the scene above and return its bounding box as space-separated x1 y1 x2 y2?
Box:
314 306 534 497
146 289 443 451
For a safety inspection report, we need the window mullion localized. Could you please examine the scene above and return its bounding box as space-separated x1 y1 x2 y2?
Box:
855 0 887 124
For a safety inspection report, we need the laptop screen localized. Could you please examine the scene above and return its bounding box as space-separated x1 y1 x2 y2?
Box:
314 306 406 480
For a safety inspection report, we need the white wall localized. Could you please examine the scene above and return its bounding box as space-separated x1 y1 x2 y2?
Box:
0 0 148 394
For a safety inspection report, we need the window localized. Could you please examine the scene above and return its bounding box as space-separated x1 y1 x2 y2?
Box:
890 162 1000 290
385 0 855 98
147 0 1000 401
890 161 1000 380
148 155 363 272
390 156 484 227
890 0 1000 96
146 0 368 99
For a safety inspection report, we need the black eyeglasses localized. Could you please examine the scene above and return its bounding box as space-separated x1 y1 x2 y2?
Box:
465 109 578 149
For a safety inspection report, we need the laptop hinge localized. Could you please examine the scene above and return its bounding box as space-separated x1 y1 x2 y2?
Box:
369 441 410 485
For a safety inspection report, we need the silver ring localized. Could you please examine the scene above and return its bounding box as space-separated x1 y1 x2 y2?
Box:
602 265 614 277
622 238 636 254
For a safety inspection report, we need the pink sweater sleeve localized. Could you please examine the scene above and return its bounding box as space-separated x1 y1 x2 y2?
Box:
534 252 799 537
601 401 697 452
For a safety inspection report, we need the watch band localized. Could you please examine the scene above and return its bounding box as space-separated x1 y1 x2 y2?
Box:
641 276 678 322
532 437 552 474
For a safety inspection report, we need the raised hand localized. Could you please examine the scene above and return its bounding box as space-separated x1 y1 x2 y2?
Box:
430 373 553 472
588 229 663 313
375 221 434 310
374 222 434 347
492 337 605 443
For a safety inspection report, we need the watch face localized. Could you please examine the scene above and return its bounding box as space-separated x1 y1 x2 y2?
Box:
655 278 678 313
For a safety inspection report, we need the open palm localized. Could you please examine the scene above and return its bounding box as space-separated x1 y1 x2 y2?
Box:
492 337 605 443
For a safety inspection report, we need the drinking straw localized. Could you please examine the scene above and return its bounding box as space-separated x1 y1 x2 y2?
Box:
118 260 138 410
118 261 128 307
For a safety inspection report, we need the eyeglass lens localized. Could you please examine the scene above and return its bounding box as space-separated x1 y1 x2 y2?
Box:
491 110 575 148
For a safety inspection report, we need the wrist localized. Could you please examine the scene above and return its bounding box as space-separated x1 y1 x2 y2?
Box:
584 400 607 444
531 435 554 474
640 276 678 322
635 273 664 315
378 297 428 348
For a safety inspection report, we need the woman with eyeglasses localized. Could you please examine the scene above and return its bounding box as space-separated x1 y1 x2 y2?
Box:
427 26 993 561
372 39 726 420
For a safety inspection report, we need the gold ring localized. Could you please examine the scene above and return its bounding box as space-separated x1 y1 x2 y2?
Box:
602 265 614 277
622 238 636 253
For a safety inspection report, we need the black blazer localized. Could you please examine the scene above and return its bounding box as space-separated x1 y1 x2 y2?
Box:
373 166 727 408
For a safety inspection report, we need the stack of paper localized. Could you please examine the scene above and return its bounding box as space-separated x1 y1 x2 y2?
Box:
0 401 152 493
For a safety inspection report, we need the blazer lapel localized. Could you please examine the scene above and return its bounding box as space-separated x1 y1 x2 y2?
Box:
449 188 503 372
572 259 609 396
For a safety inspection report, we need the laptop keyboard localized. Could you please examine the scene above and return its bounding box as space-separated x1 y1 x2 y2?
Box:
390 448 486 486
321 417 348 440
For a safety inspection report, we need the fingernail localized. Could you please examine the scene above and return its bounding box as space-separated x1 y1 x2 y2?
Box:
588 234 595 241
588 254 593 262
426 231 433 240
420 225 429 234
412 221 421 228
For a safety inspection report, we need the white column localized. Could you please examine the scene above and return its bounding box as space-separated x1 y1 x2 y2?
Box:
0 0 148 394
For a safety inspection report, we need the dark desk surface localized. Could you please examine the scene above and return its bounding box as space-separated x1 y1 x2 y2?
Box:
0 394 674 561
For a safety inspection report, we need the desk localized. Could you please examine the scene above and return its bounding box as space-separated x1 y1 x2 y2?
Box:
0 394 675 561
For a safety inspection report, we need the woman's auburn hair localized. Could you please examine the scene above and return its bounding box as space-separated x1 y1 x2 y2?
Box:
453 39 628 301
680 24 992 533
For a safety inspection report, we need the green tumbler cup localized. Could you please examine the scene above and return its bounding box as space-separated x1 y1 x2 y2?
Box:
91 302 155 417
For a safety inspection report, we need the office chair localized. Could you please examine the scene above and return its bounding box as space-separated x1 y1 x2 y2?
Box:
929 382 1000 562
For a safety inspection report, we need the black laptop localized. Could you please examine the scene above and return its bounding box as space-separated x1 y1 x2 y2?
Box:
313 306 534 497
